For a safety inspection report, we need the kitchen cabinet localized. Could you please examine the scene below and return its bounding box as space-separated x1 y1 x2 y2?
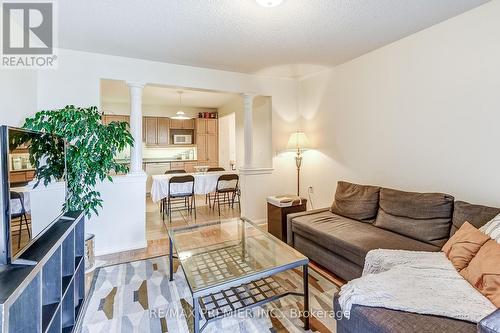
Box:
207 134 218 163
102 115 130 126
170 162 185 170
144 117 158 145
196 118 218 167
206 119 217 134
184 162 197 173
169 118 195 130
157 118 170 145
10 170 35 184
196 134 207 162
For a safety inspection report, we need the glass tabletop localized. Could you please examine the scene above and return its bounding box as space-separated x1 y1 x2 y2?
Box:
168 218 308 293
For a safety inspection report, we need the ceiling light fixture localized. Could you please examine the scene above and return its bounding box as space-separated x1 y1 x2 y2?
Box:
256 0 283 8
172 91 191 120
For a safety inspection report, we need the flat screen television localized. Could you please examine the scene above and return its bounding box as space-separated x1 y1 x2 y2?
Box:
0 126 67 265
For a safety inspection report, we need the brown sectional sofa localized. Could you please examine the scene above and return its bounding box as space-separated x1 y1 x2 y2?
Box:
286 181 500 333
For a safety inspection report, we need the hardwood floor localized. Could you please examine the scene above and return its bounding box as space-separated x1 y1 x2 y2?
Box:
86 196 344 294
92 195 241 267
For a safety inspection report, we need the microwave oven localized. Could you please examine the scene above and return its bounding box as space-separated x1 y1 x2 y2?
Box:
173 134 193 145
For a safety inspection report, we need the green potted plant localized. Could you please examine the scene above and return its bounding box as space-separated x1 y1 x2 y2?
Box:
23 105 133 217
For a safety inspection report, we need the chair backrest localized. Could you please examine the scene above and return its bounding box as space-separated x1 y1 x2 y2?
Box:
207 167 225 172
168 175 195 195
10 191 25 215
216 174 239 191
165 169 187 174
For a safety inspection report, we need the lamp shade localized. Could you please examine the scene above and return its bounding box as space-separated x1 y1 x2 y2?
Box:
287 131 310 151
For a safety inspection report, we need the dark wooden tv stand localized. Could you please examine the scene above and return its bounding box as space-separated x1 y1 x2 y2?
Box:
0 211 85 333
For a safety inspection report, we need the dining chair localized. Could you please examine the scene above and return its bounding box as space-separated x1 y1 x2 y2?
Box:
212 174 240 216
164 175 196 223
10 191 31 248
160 169 187 213
206 167 225 208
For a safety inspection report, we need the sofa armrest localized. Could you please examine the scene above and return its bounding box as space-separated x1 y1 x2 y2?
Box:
286 207 330 246
479 309 500 333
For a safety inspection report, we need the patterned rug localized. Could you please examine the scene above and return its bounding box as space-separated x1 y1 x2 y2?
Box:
81 256 338 333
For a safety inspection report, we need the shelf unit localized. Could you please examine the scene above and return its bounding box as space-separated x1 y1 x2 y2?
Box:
0 211 85 333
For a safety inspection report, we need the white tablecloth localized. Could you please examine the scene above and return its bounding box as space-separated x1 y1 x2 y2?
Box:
150 171 238 203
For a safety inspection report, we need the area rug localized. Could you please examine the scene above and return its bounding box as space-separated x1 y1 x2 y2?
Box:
80 256 338 333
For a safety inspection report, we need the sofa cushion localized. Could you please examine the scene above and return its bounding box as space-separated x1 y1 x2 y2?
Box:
374 188 454 247
442 222 490 271
330 181 380 223
452 201 500 237
291 210 439 266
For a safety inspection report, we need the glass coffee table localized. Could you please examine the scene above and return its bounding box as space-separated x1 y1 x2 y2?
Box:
168 217 310 333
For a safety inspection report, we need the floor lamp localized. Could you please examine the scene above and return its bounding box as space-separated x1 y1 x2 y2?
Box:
287 131 310 196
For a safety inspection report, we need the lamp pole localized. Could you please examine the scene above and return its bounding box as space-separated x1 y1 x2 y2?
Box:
295 147 302 196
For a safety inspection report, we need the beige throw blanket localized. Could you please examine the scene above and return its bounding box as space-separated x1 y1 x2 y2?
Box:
338 249 496 323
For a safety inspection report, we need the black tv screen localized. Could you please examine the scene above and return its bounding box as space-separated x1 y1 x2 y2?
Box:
0 126 67 265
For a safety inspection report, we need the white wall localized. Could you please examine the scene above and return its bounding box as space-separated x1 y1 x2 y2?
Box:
299 0 500 208
0 70 37 127
89 175 147 255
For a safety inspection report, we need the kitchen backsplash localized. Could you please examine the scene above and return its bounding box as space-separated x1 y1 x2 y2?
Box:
115 144 197 161
10 153 33 171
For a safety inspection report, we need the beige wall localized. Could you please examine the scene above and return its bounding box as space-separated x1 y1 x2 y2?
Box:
0 48 299 226
218 95 274 169
218 112 236 171
299 0 500 208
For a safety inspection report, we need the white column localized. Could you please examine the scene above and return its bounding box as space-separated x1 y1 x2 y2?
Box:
127 82 145 175
242 93 255 169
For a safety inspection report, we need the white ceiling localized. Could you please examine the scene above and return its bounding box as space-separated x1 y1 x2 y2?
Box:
101 80 238 108
60 0 489 78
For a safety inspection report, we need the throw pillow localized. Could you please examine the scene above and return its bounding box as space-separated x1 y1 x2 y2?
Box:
480 213 500 243
330 181 380 223
442 222 490 271
460 239 500 307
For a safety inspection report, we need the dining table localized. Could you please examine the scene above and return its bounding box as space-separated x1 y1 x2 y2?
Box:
150 171 238 203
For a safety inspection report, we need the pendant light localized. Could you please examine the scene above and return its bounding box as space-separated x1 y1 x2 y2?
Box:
172 91 190 120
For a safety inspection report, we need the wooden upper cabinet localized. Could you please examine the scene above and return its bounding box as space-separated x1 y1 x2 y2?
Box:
157 117 169 145
144 117 158 145
196 118 207 134
102 114 128 125
170 118 195 130
206 119 217 134
169 119 183 129
183 119 195 129
196 118 217 134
